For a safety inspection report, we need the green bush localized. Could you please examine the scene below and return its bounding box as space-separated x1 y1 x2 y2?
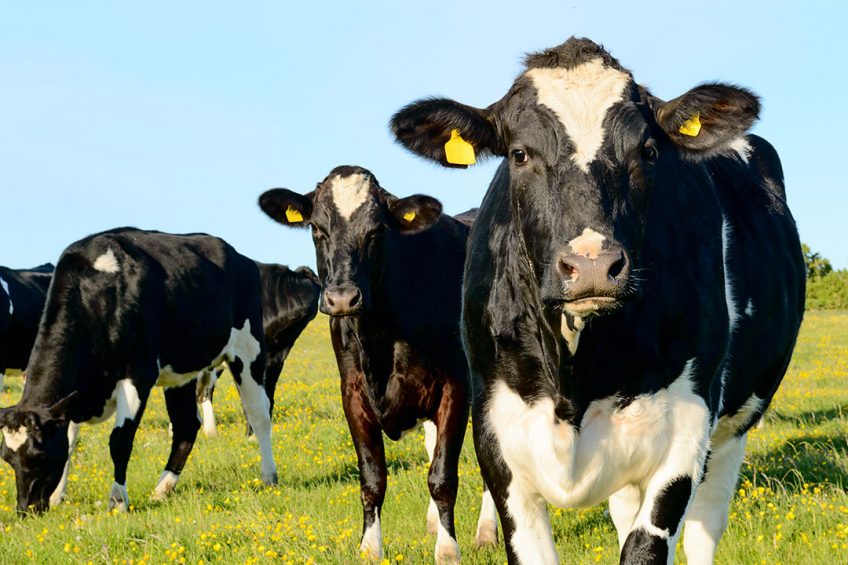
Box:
806 270 848 310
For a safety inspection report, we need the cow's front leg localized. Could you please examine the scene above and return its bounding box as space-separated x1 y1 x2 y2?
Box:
609 484 642 549
231 355 278 484
341 373 386 561
49 421 80 506
152 380 201 501
108 378 150 512
428 379 469 564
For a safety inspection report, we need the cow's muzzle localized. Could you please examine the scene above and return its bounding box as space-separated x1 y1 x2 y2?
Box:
321 285 363 316
557 245 631 316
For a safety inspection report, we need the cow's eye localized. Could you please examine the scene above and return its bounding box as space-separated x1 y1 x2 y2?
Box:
511 149 529 166
641 140 658 163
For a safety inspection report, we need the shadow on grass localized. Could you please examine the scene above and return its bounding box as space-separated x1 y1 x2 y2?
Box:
742 432 848 491
284 457 425 491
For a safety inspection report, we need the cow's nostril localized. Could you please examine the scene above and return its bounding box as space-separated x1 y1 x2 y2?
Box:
607 252 627 281
349 291 361 308
558 258 579 281
325 293 336 306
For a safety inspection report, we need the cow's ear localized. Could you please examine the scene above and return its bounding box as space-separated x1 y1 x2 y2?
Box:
259 189 314 228
47 392 78 423
390 98 504 168
654 83 760 157
388 195 443 234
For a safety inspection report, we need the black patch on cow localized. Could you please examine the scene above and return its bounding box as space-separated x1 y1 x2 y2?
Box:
525 36 626 72
620 529 668 565
554 394 577 422
651 475 692 534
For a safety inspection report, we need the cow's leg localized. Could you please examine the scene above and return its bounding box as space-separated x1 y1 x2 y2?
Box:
428 381 469 564
49 421 80 507
475 482 499 547
423 420 439 535
0 372 5 393
341 374 386 561
151 380 201 501
609 484 642 550
108 378 151 512
196 368 219 437
230 356 277 484
683 434 747 565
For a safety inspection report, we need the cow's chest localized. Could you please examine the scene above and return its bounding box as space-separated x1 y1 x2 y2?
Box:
487 372 706 508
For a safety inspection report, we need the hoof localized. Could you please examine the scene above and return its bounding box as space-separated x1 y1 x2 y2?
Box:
107 482 129 513
262 471 278 486
435 542 461 565
359 541 383 561
475 519 499 547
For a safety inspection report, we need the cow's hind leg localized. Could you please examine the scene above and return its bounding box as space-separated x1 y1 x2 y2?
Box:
230 356 277 484
475 482 499 547
49 421 80 506
196 368 219 437
108 377 151 512
683 434 747 565
152 380 201 501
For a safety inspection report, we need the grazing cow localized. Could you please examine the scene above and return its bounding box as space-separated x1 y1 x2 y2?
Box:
0 264 53 393
258 165 496 563
0 228 278 514
391 37 805 564
196 263 321 436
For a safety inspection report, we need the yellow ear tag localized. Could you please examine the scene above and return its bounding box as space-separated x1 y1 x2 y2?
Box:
444 129 476 165
285 205 303 223
679 113 702 137
402 210 416 223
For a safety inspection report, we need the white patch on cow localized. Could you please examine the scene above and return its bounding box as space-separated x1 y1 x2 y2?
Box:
423 420 440 534
721 219 740 332
729 137 753 163
609 483 642 549
711 394 763 447
49 421 79 507
568 227 606 260
200 398 216 436
1 426 28 451
93 248 120 273
197 368 219 436
744 298 754 317
475 489 499 547
684 434 747 565
561 314 585 356
108 481 129 512
435 521 460 564
526 59 631 172
505 482 558 564
114 379 141 429
359 508 383 560
151 470 179 502
0 276 12 314
331 173 371 220
156 364 199 390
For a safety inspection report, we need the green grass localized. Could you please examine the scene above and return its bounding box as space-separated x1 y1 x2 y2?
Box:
1 311 847 564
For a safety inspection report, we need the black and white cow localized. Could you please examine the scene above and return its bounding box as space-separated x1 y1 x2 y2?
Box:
0 263 53 393
391 38 805 564
258 166 497 563
0 228 278 514
196 263 321 436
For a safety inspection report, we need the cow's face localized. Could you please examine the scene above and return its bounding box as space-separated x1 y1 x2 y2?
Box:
259 165 442 316
0 394 75 514
391 37 759 318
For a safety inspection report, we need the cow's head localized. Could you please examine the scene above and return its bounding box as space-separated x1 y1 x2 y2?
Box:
0 393 76 514
259 165 442 316
391 37 759 317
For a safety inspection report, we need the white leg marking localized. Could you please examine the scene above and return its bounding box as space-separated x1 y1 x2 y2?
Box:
50 422 79 507
608 484 641 550
423 420 440 534
526 59 631 172
114 379 141 429
435 521 461 564
108 481 129 512
93 248 120 273
200 399 216 436
1 426 28 451
330 172 371 220
359 508 383 560
684 435 747 565
151 470 180 502
0 276 13 314
475 489 499 547
506 483 558 564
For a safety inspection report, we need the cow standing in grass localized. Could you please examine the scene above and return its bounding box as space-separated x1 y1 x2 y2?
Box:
391 38 804 564
196 263 321 436
0 228 277 514
0 263 53 394
259 165 496 564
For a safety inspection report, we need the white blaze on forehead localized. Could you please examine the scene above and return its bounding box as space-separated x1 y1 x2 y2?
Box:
568 227 606 259
1 426 29 451
526 58 631 172
330 173 371 220
0 276 12 314
93 248 120 273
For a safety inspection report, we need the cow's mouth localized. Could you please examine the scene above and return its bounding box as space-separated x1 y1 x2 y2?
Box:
563 296 620 316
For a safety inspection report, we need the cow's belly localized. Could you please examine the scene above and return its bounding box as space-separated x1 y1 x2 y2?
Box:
487 366 709 508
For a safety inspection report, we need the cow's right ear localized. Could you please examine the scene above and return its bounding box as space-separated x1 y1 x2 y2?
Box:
259 189 313 228
390 98 504 168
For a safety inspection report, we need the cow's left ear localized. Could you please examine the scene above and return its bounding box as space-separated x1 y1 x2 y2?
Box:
388 195 443 234
654 83 760 156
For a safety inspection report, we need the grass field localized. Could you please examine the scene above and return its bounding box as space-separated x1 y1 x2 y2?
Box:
1 311 847 564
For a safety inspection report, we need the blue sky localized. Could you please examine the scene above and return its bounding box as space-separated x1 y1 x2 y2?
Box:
2 1 845 271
